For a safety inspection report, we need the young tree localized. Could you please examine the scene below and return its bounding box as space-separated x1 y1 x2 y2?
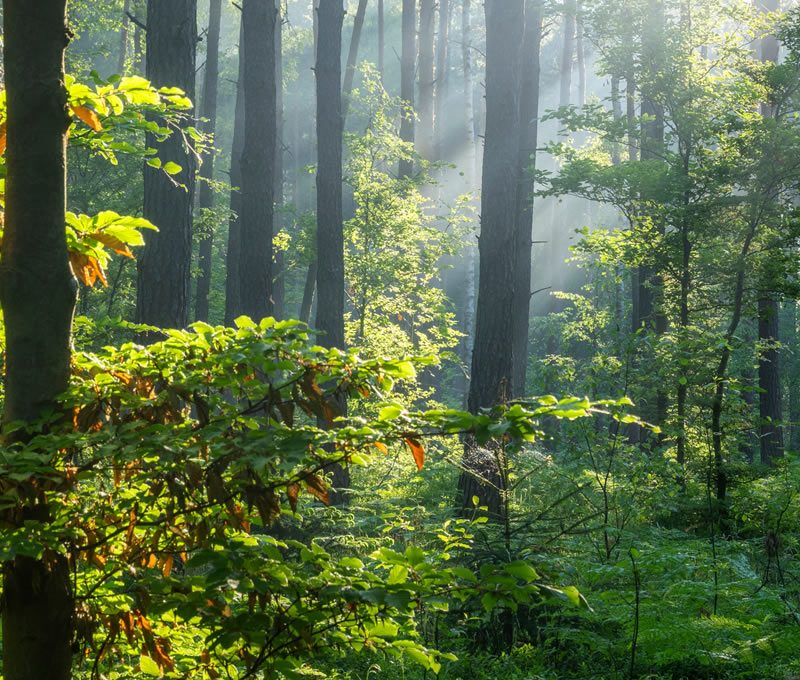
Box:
239 0 277 320
399 0 416 177
1 1 76 677
434 0 450 160
342 0 369 123
194 0 222 322
418 0 436 160
137 0 197 329
459 0 524 516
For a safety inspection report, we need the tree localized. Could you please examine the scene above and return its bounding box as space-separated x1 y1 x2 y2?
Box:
418 0 436 160
342 0 369 123
399 0 416 177
434 0 450 160
512 0 543 397
194 0 223 322
459 0 524 516
1 2 76 678
315 0 349 498
137 0 197 329
239 0 277 320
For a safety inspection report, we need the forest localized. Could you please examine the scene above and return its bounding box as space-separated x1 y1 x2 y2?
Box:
2 0 800 678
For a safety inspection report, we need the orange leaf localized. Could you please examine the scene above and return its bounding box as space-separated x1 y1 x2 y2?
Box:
287 483 300 512
404 437 425 471
372 442 388 455
92 231 134 258
305 474 330 505
0 122 7 155
161 554 173 577
71 105 103 131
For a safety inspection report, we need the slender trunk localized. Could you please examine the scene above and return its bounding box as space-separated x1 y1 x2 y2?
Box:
1 2 76 678
194 0 223 322
378 0 385 81
511 0 543 398
224 18 246 325
399 0 416 177
757 0 783 466
610 75 621 166
784 300 800 451
138 0 197 330
342 0 368 123
274 0 285 319
459 0 524 517
418 0 435 160
299 260 317 324
118 0 132 74
315 0 349 499
559 1 575 109
462 0 476 189
576 1 585 108
434 0 450 160
133 0 145 72
239 0 276 320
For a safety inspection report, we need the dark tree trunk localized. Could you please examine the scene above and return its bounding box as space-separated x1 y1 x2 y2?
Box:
342 0 368 123
273 0 285 319
239 0 276 320
784 301 800 451
399 0 416 177
759 296 784 464
138 0 197 329
224 18 246 325
511 0 542 398
1 2 76 678
458 0 524 517
194 0 223 322
757 0 783 466
315 0 349 500
418 0 435 160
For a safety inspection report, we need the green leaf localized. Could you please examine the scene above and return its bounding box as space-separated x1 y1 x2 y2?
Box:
139 655 161 677
163 161 182 175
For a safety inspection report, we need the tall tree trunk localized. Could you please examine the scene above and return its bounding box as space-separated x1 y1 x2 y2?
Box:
224 17 246 325
576 1 585 108
118 0 131 73
273 0 285 319
757 0 783 465
783 300 800 451
342 0 368 123
194 0 223 322
511 0 543 398
315 0 349 499
458 0 524 517
138 0 197 329
434 0 450 160
1 2 76 678
133 0 145 72
399 0 416 177
462 0 476 187
418 0 435 160
239 0 276 320
378 0 385 81
559 1 575 109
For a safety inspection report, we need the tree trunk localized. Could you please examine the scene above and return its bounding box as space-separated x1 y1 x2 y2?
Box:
511 0 543 398
118 0 131 74
1 2 76 678
239 0 276 320
458 0 524 517
559 1 575 109
273 0 285 319
315 0 349 500
757 0 783 466
399 0 416 177
224 17 246 325
138 0 197 330
418 0 435 160
378 0 385 81
462 0 476 188
434 0 449 160
342 0 369 123
194 0 223 322
576 1 585 108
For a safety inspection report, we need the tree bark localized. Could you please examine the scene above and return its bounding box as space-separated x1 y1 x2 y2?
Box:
224 17 246 325
1 2 76 678
418 0 435 160
273 0 285 319
342 0 368 123
239 0 276 320
434 0 450 160
194 0 223 322
399 0 416 177
458 0 524 516
511 0 543 398
315 0 349 500
138 0 197 330
462 0 476 188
